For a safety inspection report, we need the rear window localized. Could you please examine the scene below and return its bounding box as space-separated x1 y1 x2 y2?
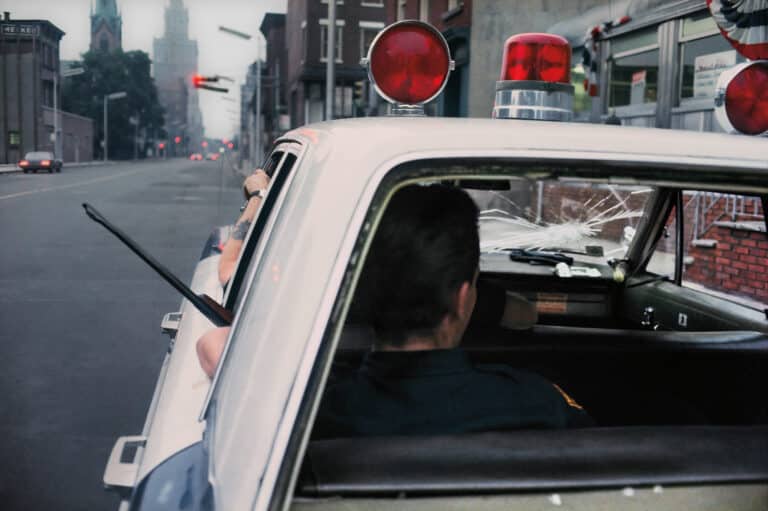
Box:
25 152 52 159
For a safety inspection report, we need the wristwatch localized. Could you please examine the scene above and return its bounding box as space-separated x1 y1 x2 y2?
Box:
240 188 267 212
247 188 267 200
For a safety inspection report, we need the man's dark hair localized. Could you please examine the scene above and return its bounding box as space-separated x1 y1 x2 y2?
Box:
358 184 479 346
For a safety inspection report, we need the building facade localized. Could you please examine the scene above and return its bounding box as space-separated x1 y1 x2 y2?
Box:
90 0 122 53
549 0 743 132
284 0 388 128
0 14 94 164
153 0 204 154
260 13 289 149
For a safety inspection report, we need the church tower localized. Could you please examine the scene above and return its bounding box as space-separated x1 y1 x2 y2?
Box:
90 0 122 52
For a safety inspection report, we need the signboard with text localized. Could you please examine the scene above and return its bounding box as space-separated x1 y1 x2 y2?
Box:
693 50 737 99
1 24 40 37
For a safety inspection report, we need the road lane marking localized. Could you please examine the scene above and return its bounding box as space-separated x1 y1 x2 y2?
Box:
0 167 153 201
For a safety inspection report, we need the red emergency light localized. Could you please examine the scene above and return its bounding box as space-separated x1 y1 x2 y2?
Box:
366 21 453 106
714 61 768 136
492 32 574 121
499 33 571 84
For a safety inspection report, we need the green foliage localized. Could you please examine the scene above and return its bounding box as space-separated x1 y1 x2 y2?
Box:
62 49 165 159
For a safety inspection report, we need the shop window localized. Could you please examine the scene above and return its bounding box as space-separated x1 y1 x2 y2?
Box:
609 49 659 107
608 28 659 108
679 12 745 102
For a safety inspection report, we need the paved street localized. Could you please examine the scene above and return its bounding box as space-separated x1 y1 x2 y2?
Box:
0 158 243 510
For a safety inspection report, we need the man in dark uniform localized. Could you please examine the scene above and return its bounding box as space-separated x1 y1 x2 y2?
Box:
314 184 592 438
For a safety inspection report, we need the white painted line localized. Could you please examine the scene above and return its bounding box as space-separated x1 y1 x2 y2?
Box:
0 167 151 201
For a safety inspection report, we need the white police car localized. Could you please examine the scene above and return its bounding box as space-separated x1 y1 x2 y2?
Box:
100 21 768 511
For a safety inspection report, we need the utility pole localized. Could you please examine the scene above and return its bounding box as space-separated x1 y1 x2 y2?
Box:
255 56 262 163
325 0 336 120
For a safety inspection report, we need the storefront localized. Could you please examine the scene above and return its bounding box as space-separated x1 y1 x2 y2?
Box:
550 0 747 132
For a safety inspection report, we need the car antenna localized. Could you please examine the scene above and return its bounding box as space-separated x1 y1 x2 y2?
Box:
82 203 232 327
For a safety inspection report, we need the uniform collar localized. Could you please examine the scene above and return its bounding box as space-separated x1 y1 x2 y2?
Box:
362 348 473 377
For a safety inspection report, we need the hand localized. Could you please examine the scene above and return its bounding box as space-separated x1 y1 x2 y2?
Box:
243 169 270 196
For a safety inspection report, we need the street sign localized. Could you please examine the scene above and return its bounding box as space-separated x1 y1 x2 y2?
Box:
108 91 127 100
62 67 85 78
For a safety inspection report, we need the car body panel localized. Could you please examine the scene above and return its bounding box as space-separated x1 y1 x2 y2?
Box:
131 254 222 483
203 118 768 510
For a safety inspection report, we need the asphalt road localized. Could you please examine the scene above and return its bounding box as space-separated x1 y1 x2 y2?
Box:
0 158 244 510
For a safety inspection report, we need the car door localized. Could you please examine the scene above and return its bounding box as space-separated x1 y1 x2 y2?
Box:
621 188 768 333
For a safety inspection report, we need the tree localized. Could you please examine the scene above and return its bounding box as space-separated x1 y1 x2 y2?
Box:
62 49 165 160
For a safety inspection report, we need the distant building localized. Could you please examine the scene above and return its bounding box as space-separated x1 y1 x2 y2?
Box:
260 13 289 148
90 0 122 53
0 13 94 164
285 0 388 128
153 0 204 154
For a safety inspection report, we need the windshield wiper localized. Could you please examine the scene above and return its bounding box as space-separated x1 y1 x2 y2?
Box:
82 203 232 327
508 248 574 266
539 245 605 257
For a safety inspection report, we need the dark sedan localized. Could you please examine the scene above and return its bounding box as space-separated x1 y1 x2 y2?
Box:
19 151 63 173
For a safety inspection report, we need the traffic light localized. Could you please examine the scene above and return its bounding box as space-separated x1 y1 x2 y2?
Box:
174 136 182 144
192 74 228 93
353 80 366 103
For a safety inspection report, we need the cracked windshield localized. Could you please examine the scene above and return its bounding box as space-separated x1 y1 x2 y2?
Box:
471 181 652 267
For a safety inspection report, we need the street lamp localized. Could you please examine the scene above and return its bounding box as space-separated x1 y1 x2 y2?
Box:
103 91 127 162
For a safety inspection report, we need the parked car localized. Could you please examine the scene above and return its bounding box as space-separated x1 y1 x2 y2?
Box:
19 151 62 173
206 152 220 161
100 23 768 511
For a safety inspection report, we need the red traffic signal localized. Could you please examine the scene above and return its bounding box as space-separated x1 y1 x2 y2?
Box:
201 141 208 148
227 142 234 149
192 74 227 93
174 136 182 144
158 142 166 149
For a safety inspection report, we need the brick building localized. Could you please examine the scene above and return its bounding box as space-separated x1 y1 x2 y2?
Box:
385 0 472 116
284 0 387 127
0 14 94 164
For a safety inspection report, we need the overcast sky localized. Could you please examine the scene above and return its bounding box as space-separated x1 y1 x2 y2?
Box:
5 0 286 139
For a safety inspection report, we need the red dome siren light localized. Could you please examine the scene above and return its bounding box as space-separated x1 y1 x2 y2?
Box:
363 21 454 114
493 33 574 122
714 60 768 136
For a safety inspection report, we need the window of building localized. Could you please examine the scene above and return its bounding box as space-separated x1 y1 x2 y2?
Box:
321 0 344 4
320 20 344 63
361 0 384 6
301 21 307 63
359 22 384 59
397 0 406 20
334 85 354 117
608 28 660 108
679 12 744 102
420 0 429 22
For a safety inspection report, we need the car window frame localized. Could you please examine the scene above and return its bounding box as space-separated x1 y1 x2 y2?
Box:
638 188 768 311
260 159 768 511
199 140 305 420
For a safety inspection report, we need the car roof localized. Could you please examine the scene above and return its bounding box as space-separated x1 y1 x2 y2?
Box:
281 117 768 176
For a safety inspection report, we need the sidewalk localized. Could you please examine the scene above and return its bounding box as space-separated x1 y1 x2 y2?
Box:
0 160 116 175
